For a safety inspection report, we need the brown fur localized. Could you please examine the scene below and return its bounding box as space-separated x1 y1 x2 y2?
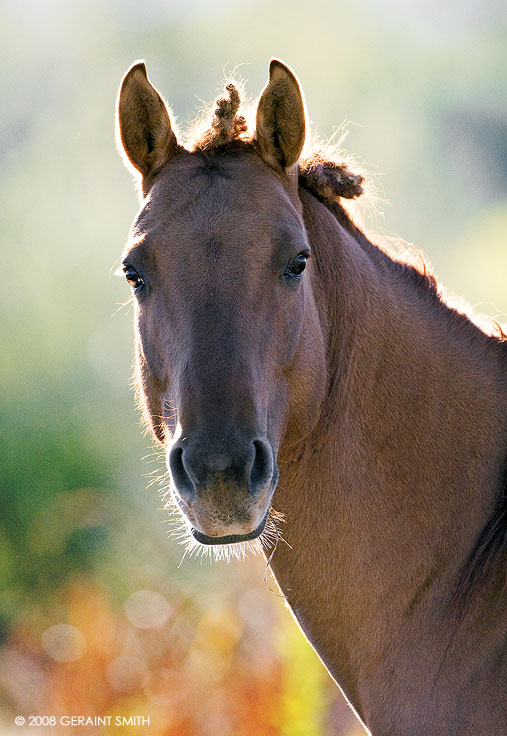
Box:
117 59 507 734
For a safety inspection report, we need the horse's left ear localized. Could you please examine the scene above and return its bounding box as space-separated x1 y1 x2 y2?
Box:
255 59 306 172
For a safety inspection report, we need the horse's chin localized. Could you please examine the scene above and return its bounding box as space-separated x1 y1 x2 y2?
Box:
190 510 269 546
170 499 283 563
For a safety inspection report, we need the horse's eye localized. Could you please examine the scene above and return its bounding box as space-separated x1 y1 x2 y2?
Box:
285 253 308 278
123 266 144 291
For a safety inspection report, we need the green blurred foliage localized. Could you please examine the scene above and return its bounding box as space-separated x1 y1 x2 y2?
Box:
0 0 505 733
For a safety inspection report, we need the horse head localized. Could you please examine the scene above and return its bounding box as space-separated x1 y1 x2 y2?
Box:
117 60 327 549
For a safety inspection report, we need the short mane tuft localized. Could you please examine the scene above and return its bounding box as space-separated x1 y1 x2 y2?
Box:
195 83 248 151
298 152 364 201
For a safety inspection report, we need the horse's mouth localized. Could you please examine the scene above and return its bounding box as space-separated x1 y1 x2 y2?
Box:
190 510 269 546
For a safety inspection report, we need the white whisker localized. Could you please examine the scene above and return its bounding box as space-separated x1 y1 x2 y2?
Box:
161 485 286 565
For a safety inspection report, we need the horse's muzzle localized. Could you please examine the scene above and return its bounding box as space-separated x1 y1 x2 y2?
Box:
167 432 276 542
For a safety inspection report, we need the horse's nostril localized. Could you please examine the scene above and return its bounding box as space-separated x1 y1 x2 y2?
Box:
169 436 274 501
168 445 197 503
249 439 273 496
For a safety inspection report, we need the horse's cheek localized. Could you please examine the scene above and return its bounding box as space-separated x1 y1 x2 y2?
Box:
283 355 326 447
284 299 327 445
134 312 175 441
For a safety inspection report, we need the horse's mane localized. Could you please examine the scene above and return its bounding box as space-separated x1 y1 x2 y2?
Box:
190 82 507 616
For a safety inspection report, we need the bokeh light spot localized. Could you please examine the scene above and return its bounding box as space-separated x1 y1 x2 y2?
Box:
41 624 86 662
123 590 171 629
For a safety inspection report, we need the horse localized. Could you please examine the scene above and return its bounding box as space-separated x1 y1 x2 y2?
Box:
116 58 507 734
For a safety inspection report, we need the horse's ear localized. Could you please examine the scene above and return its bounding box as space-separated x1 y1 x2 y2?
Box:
255 59 306 172
117 61 177 179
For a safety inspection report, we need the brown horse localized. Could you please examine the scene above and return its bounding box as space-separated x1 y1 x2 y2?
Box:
116 59 507 734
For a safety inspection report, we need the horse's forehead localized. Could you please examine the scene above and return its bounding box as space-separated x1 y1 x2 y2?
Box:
141 151 299 239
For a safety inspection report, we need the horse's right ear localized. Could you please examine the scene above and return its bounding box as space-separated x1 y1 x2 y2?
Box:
116 61 177 180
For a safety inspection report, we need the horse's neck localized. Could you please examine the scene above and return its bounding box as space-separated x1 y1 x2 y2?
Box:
272 192 507 733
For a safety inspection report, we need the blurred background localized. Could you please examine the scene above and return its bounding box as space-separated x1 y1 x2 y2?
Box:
0 0 505 733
